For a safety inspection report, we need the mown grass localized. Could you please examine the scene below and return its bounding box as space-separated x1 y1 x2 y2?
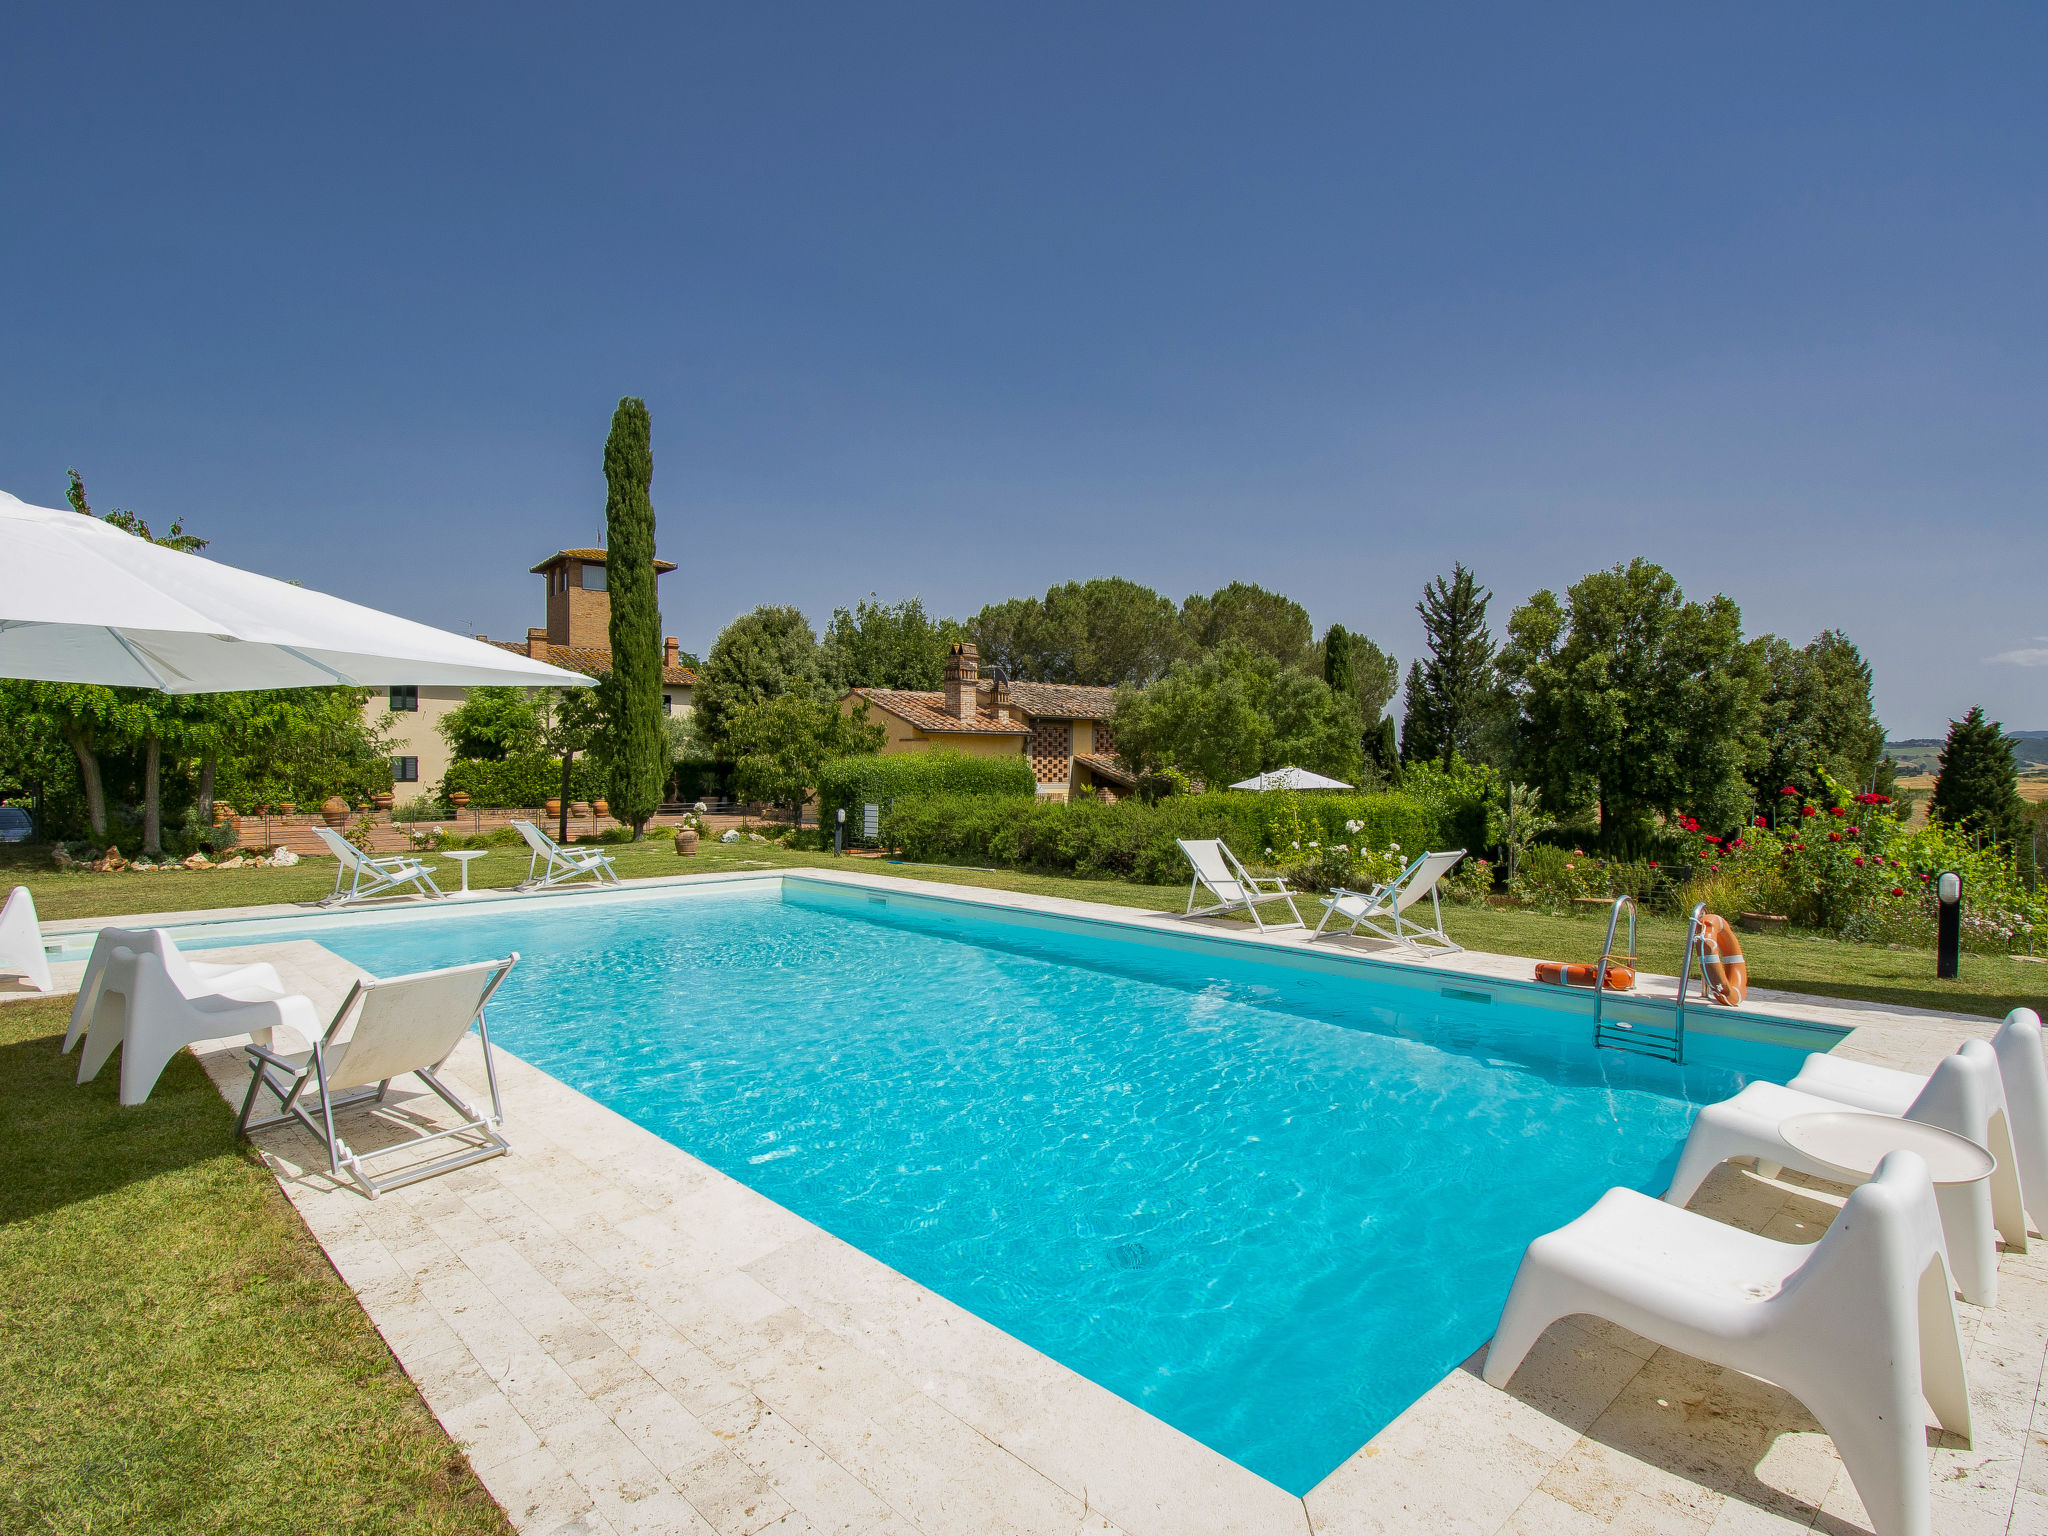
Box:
0 994 512 1536
8 839 2045 1020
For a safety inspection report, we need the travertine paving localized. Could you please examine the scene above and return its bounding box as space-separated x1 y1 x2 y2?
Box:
30 870 2048 1535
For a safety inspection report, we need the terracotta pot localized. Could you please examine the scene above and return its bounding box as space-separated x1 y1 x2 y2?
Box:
572 801 593 818
320 796 349 829
448 791 471 809
373 792 395 811
545 798 562 818
254 804 271 816
278 801 296 816
1738 912 1790 934
593 798 610 818
674 828 699 856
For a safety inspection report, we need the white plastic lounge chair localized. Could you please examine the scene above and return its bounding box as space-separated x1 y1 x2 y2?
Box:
1789 1008 2048 1233
1174 839 1303 931
1664 1040 2022 1306
0 885 52 992
313 823 444 906
78 946 321 1106
1485 1150 1968 1536
1310 849 1466 956
66 926 286 1075
235 955 517 1198
510 818 619 890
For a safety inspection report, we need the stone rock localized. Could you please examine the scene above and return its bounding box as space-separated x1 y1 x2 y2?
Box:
269 847 300 867
720 829 741 844
748 832 768 843
93 847 129 872
183 852 211 870
217 855 246 870
51 846 77 868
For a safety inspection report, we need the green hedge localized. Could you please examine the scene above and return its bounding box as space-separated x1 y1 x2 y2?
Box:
817 751 1038 830
882 790 1440 884
441 754 602 808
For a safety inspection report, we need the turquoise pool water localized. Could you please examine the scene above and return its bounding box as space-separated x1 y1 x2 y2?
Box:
248 883 1811 1493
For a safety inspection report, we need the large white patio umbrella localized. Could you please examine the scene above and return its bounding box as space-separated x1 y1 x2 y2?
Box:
0 490 587 693
1229 766 1355 792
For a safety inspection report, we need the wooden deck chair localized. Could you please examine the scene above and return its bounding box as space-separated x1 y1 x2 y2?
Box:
236 955 518 1198
510 818 619 889
1174 839 1304 931
0 885 52 993
1311 849 1466 956
313 824 444 906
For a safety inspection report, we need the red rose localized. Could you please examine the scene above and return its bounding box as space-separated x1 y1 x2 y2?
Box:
1711 864 1721 872
1800 806 1817 817
1754 816 1766 827
1829 806 1845 817
1891 886 1905 896
1781 786 1798 795
1846 827 1859 836
1853 857 1865 866
1704 835 1723 844
1648 860 1658 868
1828 831 1842 842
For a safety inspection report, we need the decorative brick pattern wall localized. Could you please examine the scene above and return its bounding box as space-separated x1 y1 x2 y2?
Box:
1030 719 1072 784
1092 723 1115 757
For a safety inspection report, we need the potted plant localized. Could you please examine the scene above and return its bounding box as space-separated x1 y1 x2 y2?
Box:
545 797 562 818
572 800 593 818
593 797 610 818
373 791 395 812
448 790 471 810
320 796 349 829
674 826 699 855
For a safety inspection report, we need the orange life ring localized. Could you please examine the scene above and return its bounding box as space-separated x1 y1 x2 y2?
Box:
1695 912 1747 1005
1534 960 1636 991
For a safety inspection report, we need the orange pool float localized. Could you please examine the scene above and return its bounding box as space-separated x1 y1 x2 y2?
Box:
1534 960 1636 991
1694 912 1747 1005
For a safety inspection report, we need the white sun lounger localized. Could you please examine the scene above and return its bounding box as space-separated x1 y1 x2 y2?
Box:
1174 838 1303 931
1664 1040 2022 1307
79 945 322 1106
66 926 287 1075
1310 849 1466 956
0 885 52 993
313 823 444 906
236 955 517 1198
1486 1150 1968 1536
1789 1008 2048 1232
511 818 619 890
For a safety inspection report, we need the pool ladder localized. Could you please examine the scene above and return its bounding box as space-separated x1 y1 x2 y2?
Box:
1588 897 1700 1064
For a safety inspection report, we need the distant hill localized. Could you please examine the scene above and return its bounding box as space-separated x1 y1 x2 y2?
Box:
1885 733 2048 775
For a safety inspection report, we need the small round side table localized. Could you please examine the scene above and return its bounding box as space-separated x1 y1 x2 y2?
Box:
442 849 488 897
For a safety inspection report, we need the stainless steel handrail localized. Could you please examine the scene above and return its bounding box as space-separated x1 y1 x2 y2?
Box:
1673 901 1707 1047
1589 894 1637 1042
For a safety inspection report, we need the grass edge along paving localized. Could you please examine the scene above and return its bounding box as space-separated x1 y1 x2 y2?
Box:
0 994 514 1536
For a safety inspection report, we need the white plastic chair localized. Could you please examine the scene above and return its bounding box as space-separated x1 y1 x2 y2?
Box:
1174 838 1303 931
510 818 619 890
1310 849 1466 956
1485 1151 1969 1536
1790 1009 2048 1236
78 947 322 1106
1664 1040 2022 1306
312 823 444 906
66 926 287 1076
236 955 517 1198
0 885 52 992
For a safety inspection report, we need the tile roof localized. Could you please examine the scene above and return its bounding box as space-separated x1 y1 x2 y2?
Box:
529 549 678 574
848 688 1030 736
488 638 697 687
1000 682 1119 721
1074 753 1139 788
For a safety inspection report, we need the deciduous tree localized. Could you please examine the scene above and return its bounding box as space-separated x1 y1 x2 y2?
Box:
1109 642 1362 789
695 605 823 750
1181 582 1314 671
818 596 962 690
726 695 885 827
1747 629 1886 812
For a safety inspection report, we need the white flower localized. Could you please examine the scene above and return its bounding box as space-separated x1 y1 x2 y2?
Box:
1389 842 1401 853
1290 841 1300 850
1345 819 1362 833
1264 846 1274 857
1308 841 1318 849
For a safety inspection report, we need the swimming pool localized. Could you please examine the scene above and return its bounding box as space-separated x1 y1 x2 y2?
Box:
208 878 1827 1494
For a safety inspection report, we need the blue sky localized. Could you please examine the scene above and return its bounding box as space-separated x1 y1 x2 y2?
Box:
3 4 2042 737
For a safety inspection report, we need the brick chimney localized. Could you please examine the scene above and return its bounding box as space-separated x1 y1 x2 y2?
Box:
664 636 680 672
527 626 548 658
943 642 978 721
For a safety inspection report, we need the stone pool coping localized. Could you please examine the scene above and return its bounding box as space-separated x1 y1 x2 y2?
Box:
19 868 2048 1533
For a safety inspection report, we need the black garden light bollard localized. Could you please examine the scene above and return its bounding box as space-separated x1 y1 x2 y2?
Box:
835 806 845 857
1936 871 1962 980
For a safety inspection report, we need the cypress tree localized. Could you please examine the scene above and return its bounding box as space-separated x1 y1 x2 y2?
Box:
602 397 664 839
1372 713 1403 788
1929 706 2024 844
1403 563 1496 771
1323 624 1356 696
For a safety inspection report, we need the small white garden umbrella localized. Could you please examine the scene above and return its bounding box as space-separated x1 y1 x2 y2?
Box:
1229 766 1355 792
0 490 588 693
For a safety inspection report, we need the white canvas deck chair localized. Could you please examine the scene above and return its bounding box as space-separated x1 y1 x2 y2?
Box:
313 823 444 906
510 818 619 890
1790 1008 2048 1236
1174 839 1303 931
1485 1151 1968 1536
236 954 518 1198
1310 849 1466 956
0 885 52 993
1664 1039 2022 1307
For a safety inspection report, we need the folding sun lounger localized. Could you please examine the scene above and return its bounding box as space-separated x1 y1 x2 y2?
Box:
236 954 519 1198
1311 849 1466 956
1174 839 1304 931
313 824 444 906
510 817 620 890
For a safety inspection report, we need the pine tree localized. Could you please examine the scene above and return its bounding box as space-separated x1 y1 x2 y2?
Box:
1929 707 2024 844
602 398 664 839
1401 564 1497 771
1371 713 1403 788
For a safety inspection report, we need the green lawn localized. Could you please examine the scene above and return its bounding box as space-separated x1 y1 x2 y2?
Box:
7 838 2044 1019
0 994 512 1536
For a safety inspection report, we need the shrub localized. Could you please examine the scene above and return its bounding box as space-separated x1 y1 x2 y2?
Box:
882 790 1438 885
392 794 452 822
817 752 1038 832
1509 844 1676 912
441 754 602 808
